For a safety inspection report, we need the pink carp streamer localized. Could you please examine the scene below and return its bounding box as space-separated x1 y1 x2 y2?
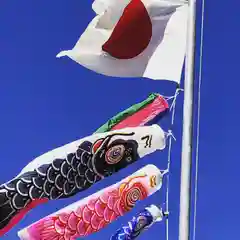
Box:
18 164 163 240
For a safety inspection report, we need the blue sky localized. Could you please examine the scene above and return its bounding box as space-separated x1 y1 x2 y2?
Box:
0 0 239 239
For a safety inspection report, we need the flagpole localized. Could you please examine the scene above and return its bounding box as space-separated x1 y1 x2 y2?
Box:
178 0 197 240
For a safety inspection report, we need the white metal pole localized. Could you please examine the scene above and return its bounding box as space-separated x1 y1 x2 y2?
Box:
178 0 197 240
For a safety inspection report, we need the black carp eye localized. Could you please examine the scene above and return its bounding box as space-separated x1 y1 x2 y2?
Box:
105 145 125 164
126 156 132 162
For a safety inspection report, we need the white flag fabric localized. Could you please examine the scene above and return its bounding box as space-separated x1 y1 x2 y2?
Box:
57 0 188 83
